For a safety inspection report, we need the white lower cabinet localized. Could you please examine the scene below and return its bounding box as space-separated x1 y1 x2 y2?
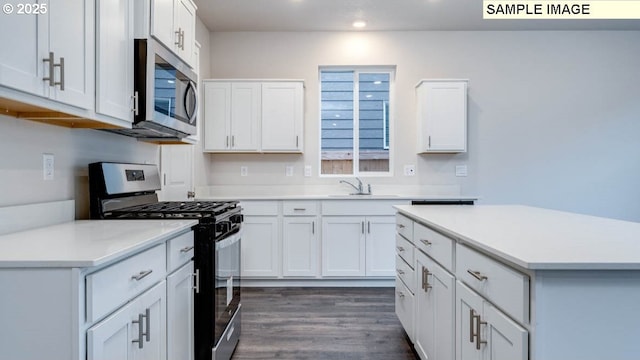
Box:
88 281 167 360
456 281 528 360
282 216 318 277
241 216 280 278
166 262 194 360
415 250 455 360
395 277 415 341
322 215 396 277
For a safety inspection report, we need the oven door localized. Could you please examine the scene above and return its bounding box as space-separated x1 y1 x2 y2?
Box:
214 230 241 345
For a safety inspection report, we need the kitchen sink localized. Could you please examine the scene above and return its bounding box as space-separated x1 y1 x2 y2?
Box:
327 194 399 198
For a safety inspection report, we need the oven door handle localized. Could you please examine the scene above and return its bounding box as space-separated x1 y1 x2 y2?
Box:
215 230 242 250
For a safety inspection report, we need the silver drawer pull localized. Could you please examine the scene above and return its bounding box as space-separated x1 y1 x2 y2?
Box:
420 239 432 246
180 245 194 253
396 246 405 252
293 208 306 211
396 269 405 275
467 269 488 281
131 269 153 281
397 291 405 298
397 224 405 229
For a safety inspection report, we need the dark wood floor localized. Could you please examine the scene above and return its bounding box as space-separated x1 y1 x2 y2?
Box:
231 287 418 360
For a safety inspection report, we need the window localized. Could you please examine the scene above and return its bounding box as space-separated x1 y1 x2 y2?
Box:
320 68 393 176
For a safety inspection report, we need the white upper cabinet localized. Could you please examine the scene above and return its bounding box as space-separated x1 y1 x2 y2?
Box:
261 82 304 152
203 81 261 152
416 79 468 153
0 0 94 109
203 80 304 153
95 0 135 122
150 0 196 67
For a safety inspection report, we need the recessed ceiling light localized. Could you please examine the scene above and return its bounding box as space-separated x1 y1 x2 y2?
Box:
352 21 367 28
335 114 341 118
373 81 382 85
365 94 373 98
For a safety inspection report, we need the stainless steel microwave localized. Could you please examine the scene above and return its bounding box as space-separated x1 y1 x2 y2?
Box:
112 38 198 139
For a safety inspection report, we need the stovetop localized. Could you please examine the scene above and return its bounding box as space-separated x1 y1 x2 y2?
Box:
105 201 239 219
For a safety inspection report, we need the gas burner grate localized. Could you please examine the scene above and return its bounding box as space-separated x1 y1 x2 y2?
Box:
107 201 238 219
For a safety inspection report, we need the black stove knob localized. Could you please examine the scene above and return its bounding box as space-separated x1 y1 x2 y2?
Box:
230 214 244 224
216 222 230 233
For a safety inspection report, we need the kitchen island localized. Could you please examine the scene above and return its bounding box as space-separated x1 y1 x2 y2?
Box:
394 205 640 360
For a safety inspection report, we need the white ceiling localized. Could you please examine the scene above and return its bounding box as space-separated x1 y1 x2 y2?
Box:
193 0 640 32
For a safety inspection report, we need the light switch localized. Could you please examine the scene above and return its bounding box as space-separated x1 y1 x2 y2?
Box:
43 153 54 180
455 165 468 177
285 166 294 177
240 166 248 177
304 165 312 177
403 165 416 176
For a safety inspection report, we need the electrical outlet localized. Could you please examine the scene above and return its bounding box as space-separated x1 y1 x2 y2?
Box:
285 166 294 177
240 166 248 177
403 165 416 176
455 165 468 177
43 153 54 180
304 165 312 177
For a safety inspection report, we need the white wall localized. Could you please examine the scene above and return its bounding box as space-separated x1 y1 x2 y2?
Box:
0 116 158 218
205 31 640 221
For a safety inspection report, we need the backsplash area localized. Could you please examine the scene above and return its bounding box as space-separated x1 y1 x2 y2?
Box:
0 115 158 219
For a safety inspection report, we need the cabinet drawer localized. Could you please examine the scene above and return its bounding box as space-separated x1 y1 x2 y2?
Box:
395 277 415 341
167 231 194 273
396 234 414 268
282 201 318 216
456 244 529 324
414 222 453 271
395 213 413 242
396 254 415 294
86 244 166 323
240 201 279 216
322 200 403 216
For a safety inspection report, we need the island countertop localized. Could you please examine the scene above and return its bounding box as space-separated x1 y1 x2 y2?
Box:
394 205 640 270
0 219 198 268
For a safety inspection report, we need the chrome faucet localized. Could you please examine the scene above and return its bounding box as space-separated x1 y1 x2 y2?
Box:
339 177 371 195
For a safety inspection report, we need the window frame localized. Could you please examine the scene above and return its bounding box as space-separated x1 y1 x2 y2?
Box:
318 66 396 178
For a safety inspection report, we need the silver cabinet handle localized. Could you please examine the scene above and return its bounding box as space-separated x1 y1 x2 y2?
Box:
471 309 487 350
144 308 150 342
131 269 153 281
396 269 405 275
131 311 148 349
43 52 55 86
396 246 405 252
397 291 405 298
312 221 315 234
232 135 235 147
420 239 432 246
181 29 186 50
367 221 370 234
175 27 182 46
293 208 306 211
226 136 229 148
132 91 139 115
361 221 365 234
54 57 64 90
397 224 405 229
296 135 299 148
180 245 194 253
193 269 200 294
467 269 488 281
423 266 432 291
428 135 432 148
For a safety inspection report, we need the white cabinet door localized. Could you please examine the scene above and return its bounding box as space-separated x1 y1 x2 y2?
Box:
174 0 196 67
241 216 280 278
455 281 527 360
415 251 455 360
167 262 194 360
230 82 261 151
484 303 528 360
261 81 303 152
456 281 484 360
151 0 175 51
417 80 467 153
0 0 93 109
48 0 94 109
88 282 167 360
282 216 318 277
365 216 396 277
203 82 231 151
322 217 366 277
159 145 194 201
0 0 46 97
96 0 134 122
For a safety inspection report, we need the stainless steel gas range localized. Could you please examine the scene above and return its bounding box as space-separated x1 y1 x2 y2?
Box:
89 162 242 360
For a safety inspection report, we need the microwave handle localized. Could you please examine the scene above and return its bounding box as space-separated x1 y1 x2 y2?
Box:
185 80 198 125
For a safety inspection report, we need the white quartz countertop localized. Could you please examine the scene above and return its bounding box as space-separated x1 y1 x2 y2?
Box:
197 194 477 201
394 205 640 270
0 220 198 268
